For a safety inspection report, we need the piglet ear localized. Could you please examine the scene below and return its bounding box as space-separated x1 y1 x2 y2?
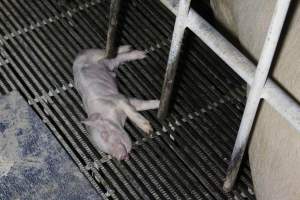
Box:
81 113 101 127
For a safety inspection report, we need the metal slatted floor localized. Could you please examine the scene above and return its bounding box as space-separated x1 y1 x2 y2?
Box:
0 0 255 199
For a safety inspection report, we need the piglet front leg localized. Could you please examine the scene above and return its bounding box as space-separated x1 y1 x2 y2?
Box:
118 99 160 134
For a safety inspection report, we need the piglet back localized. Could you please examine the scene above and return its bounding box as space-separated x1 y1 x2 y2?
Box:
73 49 106 75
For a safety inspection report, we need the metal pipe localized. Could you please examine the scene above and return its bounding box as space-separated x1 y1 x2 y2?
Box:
223 0 292 191
160 0 300 134
105 0 122 58
157 0 191 120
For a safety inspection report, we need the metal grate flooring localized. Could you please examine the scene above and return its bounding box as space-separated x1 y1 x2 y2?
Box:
0 0 255 199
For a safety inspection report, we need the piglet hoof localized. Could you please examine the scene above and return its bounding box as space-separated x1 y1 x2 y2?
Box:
130 50 147 60
142 121 153 135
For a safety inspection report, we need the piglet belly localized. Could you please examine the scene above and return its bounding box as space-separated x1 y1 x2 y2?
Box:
86 81 119 98
77 68 119 101
86 98 126 123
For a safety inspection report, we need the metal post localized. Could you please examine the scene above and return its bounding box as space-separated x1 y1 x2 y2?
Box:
223 0 291 192
157 0 191 120
106 0 122 58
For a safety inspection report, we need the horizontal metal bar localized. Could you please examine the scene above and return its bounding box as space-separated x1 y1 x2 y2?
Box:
160 0 300 133
0 0 255 198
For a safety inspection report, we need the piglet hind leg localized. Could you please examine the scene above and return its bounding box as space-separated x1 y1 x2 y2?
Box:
129 98 160 111
108 49 147 71
118 100 153 134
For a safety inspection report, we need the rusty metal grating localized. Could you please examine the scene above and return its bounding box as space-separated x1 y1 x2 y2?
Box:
0 0 255 199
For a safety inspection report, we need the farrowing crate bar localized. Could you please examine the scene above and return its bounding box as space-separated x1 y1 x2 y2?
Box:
0 0 258 199
150 0 298 191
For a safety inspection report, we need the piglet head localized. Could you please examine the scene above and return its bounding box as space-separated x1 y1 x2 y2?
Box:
82 113 132 160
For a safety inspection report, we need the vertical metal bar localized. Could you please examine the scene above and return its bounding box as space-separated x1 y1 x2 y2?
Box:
106 0 122 58
157 0 191 120
223 0 291 192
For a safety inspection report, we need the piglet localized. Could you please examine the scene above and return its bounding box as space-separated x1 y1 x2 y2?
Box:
73 45 159 160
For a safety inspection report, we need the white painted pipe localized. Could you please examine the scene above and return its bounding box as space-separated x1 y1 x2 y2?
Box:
223 0 292 191
160 0 300 134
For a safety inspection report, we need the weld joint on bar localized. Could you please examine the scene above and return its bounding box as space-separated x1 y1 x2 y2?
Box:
27 83 74 105
167 90 244 130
